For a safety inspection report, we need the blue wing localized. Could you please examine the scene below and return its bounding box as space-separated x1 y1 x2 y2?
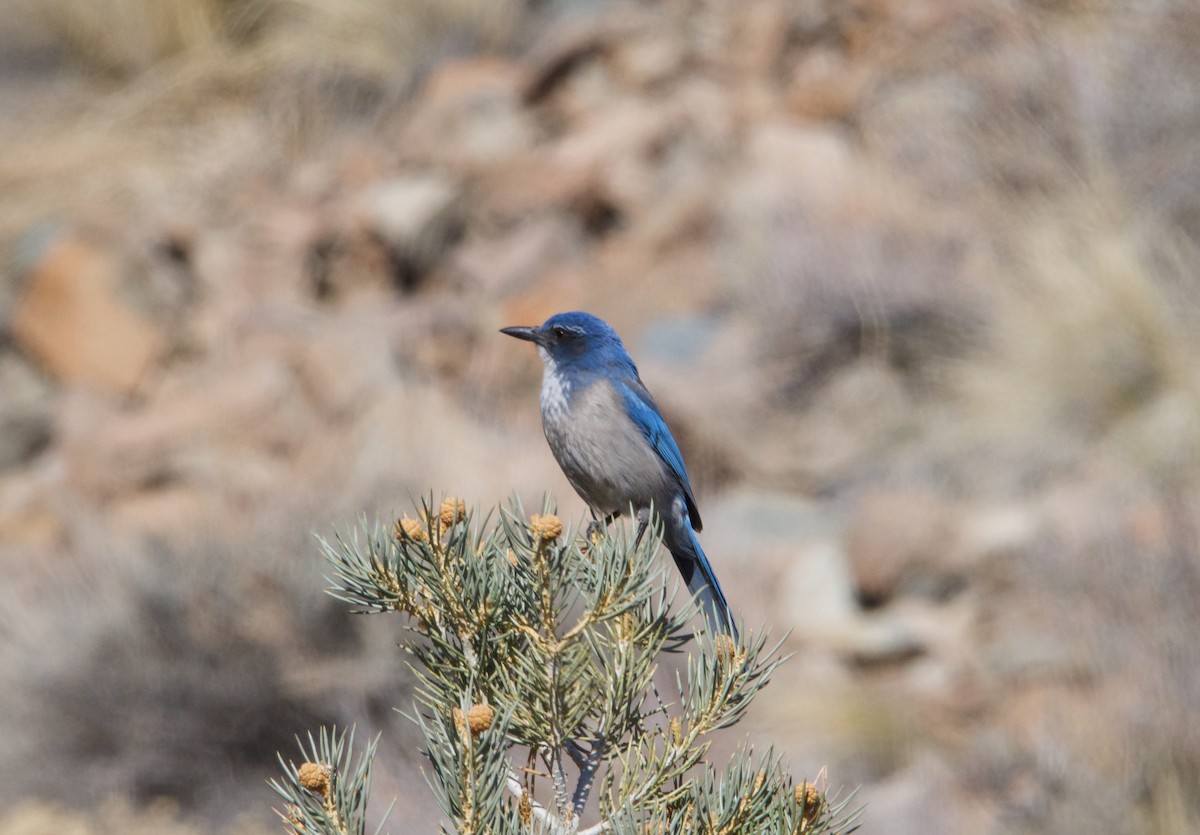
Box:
614 378 703 531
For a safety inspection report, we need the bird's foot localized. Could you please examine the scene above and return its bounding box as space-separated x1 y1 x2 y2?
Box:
586 511 623 545
585 520 605 543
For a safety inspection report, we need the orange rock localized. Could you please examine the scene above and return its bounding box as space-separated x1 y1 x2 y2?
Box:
787 48 869 122
11 234 165 394
421 57 524 108
0 505 60 551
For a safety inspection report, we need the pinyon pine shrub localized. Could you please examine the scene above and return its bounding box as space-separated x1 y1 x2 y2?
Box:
270 495 861 835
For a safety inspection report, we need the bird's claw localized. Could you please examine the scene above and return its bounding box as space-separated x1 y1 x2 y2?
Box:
586 511 623 544
585 520 605 543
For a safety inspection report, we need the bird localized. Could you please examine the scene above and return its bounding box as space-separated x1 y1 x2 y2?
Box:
501 311 737 637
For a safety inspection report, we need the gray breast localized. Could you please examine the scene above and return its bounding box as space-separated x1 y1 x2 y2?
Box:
541 378 675 516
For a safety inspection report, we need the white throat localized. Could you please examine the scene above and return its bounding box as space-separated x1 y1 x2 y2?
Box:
538 348 571 419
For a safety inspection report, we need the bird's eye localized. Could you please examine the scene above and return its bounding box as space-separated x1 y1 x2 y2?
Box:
551 326 569 339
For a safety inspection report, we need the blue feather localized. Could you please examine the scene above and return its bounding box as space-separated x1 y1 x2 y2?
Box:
613 379 702 531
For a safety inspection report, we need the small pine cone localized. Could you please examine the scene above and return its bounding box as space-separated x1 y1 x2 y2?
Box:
518 791 533 826
467 703 495 737
529 513 563 542
452 706 466 735
395 517 428 543
439 497 466 531
714 634 739 665
796 781 824 827
298 762 331 798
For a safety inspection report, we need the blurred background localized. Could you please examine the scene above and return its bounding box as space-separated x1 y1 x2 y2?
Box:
1 0 1199 832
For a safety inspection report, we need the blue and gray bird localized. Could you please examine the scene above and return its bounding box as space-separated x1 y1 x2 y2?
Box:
502 311 737 637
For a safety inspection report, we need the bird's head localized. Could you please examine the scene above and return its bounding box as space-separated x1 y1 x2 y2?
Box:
501 311 630 372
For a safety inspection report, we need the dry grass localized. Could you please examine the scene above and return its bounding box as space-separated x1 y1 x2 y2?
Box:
0 797 273 835
954 186 1200 487
16 0 523 79
0 0 526 248
0 517 418 828
16 0 232 76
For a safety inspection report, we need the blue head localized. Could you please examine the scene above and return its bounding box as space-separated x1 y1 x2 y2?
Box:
501 312 635 377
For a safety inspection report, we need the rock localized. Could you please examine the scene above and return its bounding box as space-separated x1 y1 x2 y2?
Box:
845 488 958 605
109 484 209 540
954 503 1040 566
740 121 862 214
10 233 167 394
290 306 398 418
0 351 54 469
667 490 854 639
732 0 793 82
781 538 861 636
57 357 302 501
611 31 685 89
451 216 575 297
0 412 52 471
473 159 600 223
842 614 928 666
522 28 612 105
551 96 682 214
355 174 464 292
402 57 532 165
787 46 868 122
0 469 62 551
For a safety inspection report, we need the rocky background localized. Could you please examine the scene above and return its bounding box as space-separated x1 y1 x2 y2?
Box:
2 0 1200 832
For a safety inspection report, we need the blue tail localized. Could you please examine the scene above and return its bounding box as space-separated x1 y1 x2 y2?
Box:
663 510 738 639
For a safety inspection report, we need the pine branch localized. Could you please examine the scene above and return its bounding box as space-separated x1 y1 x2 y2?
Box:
269 726 383 835
274 494 863 835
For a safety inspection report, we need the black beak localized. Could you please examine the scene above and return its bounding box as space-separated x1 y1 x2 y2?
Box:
500 325 541 344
